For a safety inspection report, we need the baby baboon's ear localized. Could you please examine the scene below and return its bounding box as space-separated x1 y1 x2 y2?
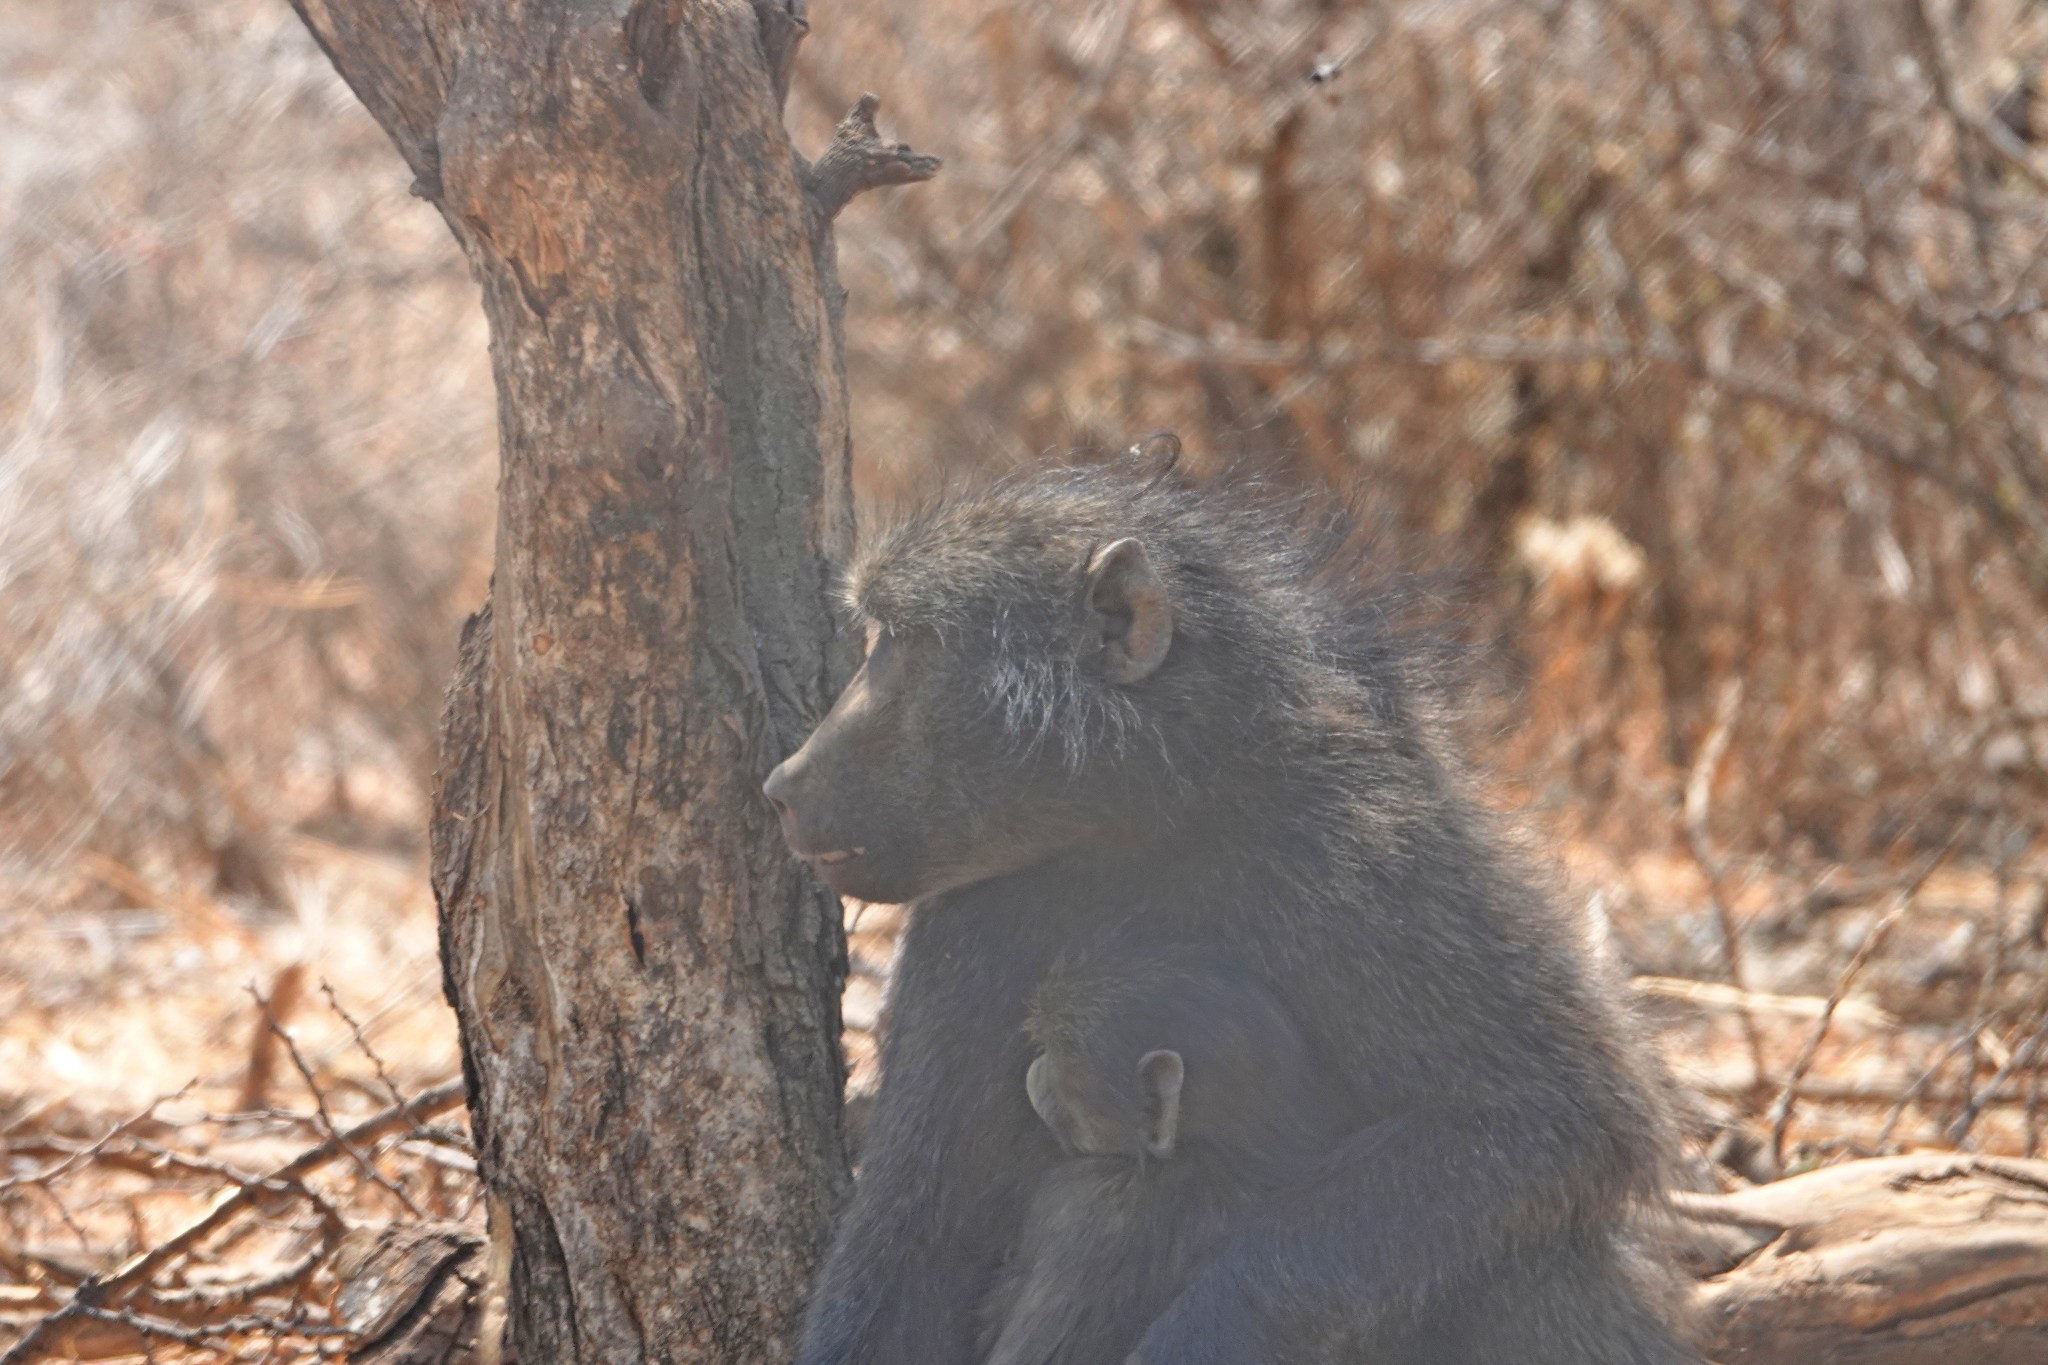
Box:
1137 1049 1184 1159
1082 538 1172 685
1027 1054 1088 1155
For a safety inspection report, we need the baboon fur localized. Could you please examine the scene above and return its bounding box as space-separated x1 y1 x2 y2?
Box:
983 947 1342 1365
768 459 1695 1364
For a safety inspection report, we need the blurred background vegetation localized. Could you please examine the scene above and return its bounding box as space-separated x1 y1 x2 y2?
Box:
6 0 2048 1350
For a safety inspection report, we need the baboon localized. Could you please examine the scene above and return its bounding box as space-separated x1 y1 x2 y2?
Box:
765 458 1695 1364
982 947 1340 1365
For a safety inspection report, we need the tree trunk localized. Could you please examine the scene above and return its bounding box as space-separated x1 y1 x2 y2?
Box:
286 3 933 1360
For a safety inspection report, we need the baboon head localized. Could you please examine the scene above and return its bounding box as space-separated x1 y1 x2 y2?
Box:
1023 948 1324 1167
1027 1045 1184 1160
762 457 1421 904
763 491 1177 904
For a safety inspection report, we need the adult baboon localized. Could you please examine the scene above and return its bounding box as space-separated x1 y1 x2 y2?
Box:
764 458 1693 1363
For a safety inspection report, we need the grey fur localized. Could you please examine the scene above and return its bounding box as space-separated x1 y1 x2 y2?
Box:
776 457 1698 1365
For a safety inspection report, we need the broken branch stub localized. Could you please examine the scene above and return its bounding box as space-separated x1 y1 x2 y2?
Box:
803 94 942 221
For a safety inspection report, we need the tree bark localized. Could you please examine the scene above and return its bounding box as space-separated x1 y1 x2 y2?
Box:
286 2 932 1360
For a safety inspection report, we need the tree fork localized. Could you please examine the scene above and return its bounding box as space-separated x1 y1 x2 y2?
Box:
287 2 935 1359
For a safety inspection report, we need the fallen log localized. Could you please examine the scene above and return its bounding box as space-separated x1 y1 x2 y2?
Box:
1679 1153 2048 1363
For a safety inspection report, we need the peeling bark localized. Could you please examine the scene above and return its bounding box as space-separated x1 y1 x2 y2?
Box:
288 2 933 1359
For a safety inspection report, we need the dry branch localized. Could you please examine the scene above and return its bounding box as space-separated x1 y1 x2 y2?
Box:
0 1078 465 1365
1767 846 1954 1165
1683 678 1768 1109
1690 1075 2048 1111
957 0 1139 257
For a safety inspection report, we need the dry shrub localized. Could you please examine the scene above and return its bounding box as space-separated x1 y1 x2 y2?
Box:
799 0 2048 869
8 0 2042 923
0 0 494 921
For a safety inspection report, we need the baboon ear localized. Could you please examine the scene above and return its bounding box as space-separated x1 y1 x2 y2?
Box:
1137 1049 1184 1159
1027 1054 1093 1155
1025 1054 1058 1132
1127 430 1182 467
1083 538 1172 685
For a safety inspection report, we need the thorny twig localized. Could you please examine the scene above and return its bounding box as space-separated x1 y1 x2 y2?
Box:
1693 1073 2048 1109
66 1302 350 1349
1950 1013 2048 1150
1876 1028 1981 1151
1767 843 1958 1168
321 979 410 1113
0 1084 193 1196
1682 678 1768 1108
142 1244 328 1314
0 1077 465 1365
1946 830 2027 1148
251 984 424 1218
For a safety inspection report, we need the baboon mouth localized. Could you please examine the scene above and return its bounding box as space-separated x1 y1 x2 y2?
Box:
813 848 865 867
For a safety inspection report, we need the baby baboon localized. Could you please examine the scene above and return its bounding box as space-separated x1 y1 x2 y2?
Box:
768 458 1696 1364
981 947 1336 1365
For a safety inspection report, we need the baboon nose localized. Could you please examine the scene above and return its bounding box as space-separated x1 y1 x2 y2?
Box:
762 759 796 813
